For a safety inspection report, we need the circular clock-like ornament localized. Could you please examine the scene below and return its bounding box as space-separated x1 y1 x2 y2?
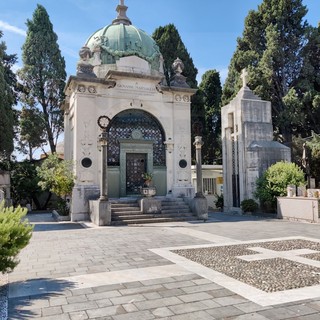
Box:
131 129 143 140
97 115 110 129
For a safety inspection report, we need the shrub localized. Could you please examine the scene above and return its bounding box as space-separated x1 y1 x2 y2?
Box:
37 154 75 215
241 199 258 213
0 201 33 273
255 161 305 211
214 194 224 210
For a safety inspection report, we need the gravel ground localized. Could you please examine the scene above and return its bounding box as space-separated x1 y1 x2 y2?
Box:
173 239 320 293
0 273 8 320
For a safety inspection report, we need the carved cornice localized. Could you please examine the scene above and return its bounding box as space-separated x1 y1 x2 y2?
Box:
64 76 116 94
105 70 163 82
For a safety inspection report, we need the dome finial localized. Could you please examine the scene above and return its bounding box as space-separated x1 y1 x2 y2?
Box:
113 0 132 25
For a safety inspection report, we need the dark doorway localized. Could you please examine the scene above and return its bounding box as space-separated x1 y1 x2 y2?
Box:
126 153 147 195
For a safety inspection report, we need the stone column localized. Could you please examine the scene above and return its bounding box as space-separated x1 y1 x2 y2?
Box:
194 136 204 198
164 140 174 195
190 135 208 221
99 130 108 200
89 129 111 226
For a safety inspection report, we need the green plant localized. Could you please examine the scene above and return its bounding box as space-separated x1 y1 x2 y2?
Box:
0 201 33 273
214 194 224 210
241 199 258 213
37 154 75 214
255 161 305 211
141 172 153 181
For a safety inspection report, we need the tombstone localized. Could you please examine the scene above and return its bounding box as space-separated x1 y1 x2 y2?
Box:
221 69 291 212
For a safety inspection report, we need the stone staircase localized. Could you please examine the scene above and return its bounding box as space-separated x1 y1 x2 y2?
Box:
111 198 195 225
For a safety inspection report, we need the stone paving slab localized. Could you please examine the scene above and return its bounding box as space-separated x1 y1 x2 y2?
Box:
5 212 320 319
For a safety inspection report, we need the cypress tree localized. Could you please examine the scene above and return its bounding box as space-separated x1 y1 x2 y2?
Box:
198 70 222 164
0 31 16 160
19 4 66 154
152 24 205 162
222 0 314 144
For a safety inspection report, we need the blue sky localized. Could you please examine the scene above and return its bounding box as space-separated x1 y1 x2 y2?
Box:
0 0 319 84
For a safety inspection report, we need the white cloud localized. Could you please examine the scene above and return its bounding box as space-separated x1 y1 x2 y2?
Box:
0 20 26 36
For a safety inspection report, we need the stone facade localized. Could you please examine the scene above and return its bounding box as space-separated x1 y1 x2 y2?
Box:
221 76 291 212
63 2 196 221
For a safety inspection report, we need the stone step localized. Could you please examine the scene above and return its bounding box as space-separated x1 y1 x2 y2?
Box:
111 216 195 226
110 198 193 225
112 212 193 221
111 203 140 208
161 204 190 209
112 207 141 213
161 208 191 214
112 210 143 216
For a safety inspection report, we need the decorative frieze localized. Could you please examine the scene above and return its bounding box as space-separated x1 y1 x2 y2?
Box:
77 85 97 94
77 85 86 93
88 86 97 93
174 94 190 102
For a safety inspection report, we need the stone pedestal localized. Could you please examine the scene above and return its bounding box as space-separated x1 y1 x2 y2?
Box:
190 197 208 220
89 199 111 226
139 198 161 214
141 187 156 197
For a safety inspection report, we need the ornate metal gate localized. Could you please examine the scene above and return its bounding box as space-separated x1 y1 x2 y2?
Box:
126 153 146 195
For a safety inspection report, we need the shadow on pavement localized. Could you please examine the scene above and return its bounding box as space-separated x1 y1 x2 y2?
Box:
8 278 76 319
26 212 84 232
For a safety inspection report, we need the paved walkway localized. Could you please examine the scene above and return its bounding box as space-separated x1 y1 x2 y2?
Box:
7 212 320 319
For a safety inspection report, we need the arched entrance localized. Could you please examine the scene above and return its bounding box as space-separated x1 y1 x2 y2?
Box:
107 109 166 197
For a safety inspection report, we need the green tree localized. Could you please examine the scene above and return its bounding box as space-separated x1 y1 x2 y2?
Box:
152 24 197 88
198 70 222 164
9 160 48 209
0 202 33 273
37 154 74 215
18 106 47 160
222 0 314 144
255 161 305 211
306 131 320 185
0 31 17 160
18 4 66 154
152 24 204 161
297 24 320 136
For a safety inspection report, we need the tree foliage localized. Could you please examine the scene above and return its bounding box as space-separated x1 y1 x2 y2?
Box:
18 106 47 160
0 202 33 273
306 131 320 184
37 154 74 198
37 154 74 214
152 24 198 88
255 161 305 211
0 30 17 160
18 4 66 154
222 0 319 144
198 70 222 164
9 160 46 209
152 24 205 161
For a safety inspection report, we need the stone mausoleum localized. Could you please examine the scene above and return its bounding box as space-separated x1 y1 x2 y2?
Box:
63 1 196 221
221 70 291 212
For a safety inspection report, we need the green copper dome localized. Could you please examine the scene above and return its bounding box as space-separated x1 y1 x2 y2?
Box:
85 1 161 71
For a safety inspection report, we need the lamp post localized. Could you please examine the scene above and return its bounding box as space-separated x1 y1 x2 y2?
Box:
97 115 110 201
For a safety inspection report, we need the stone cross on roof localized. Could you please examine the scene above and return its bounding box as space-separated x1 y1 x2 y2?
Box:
240 68 249 88
113 0 131 25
